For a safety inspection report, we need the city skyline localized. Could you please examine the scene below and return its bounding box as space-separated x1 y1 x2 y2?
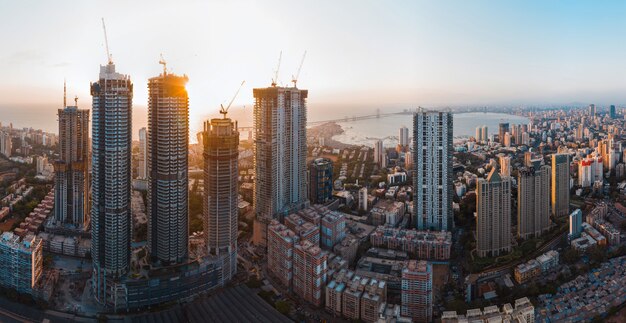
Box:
2 2 626 321
2 1 626 137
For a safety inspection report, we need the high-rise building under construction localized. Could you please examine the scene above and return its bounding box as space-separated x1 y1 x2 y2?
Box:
203 115 239 284
138 127 147 179
146 68 189 265
253 86 308 236
54 88 90 230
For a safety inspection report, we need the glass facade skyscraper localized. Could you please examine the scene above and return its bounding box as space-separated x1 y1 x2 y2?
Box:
91 62 133 303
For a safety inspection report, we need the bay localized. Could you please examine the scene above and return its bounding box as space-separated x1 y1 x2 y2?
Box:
331 112 530 147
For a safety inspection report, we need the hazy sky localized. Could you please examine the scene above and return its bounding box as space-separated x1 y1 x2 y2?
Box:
1 0 626 136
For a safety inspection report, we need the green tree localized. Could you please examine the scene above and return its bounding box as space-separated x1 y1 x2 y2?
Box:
562 248 580 264
275 300 291 315
588 245 607 265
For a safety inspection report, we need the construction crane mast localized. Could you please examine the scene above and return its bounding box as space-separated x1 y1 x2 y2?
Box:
101 18 113 64
158 54 167 75
63 79 67 107
220 80 246 118
292 51 307 88
271 51 282 87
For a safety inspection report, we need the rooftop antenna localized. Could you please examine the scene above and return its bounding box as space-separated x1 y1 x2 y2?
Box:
271 51 282 87
158 53 167 76
63 79 67 107
291 50 307 88
220 80 246 118
101 18 113 64
74 96 78 107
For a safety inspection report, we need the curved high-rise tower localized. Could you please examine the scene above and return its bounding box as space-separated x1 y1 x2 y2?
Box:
146 69 189 265
203 116 239 283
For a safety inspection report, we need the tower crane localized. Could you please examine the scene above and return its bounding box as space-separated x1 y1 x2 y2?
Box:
63 79 67 107
292 50 307 88
220 80 246 118
101 18 113 64
159 54 167 75
271 51 282 87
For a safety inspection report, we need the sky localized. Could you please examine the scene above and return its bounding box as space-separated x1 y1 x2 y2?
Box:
1 0 626 138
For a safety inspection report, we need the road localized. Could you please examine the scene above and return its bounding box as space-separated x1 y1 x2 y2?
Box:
0 298 42 323
0 307 33 323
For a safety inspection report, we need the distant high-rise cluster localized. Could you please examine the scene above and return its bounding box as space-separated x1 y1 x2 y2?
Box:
498 155 511 177
374 139 386 167
91 61 133 303
0 130 11 157
510 124 519 145
498 122 509 144
399 125 409 150
413 110 453 231
589 103 596 117
503 132 512 147
610 104 616 119
146 70 189 265
474 125 488 143
54 98 90 230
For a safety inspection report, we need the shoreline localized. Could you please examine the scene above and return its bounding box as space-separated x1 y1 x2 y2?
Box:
308 122 357 149
327 112 528 147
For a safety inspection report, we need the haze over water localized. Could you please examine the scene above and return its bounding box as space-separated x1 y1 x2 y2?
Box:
332 112 530 147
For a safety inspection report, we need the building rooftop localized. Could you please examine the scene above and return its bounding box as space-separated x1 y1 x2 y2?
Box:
370 226 452 243
268 221 297 242
405 260 429 273
0 232 41 252
295 240 325 258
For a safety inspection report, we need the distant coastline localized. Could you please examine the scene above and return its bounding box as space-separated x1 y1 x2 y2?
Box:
329 112 530 148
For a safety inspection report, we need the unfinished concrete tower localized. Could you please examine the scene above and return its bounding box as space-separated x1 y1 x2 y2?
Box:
203 116 239 284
